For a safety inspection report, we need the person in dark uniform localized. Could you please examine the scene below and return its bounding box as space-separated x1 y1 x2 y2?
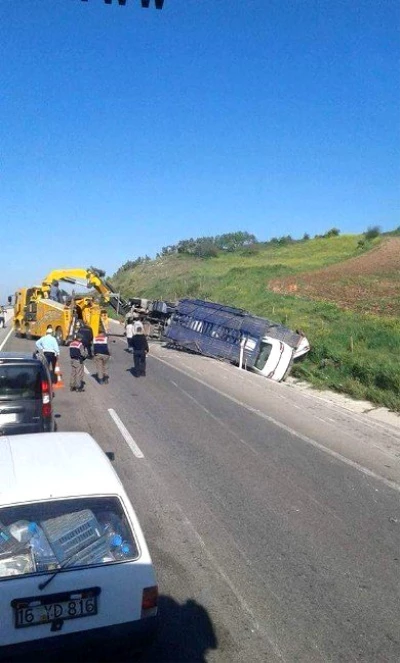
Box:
131 327 149 377
93 332 111 384
78 323 94 359
69 334 88 391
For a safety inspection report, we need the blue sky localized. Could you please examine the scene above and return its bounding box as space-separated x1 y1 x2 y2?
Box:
0 0 399 301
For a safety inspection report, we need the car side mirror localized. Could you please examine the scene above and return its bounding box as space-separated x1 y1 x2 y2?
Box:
105 451 115 462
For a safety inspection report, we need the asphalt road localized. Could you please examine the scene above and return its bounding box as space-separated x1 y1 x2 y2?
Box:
1 321 399 662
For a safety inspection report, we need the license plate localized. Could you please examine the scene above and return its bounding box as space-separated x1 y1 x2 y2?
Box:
12 587 100 629
0 413 17 424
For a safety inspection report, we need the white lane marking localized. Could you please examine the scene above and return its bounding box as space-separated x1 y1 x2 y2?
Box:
0 327 14 351
154 354 400 494
83 365 95 378
170 380 259 456
108 408 144 459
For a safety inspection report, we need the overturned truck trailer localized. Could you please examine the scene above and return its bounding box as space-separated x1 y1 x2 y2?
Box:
163 299 310 382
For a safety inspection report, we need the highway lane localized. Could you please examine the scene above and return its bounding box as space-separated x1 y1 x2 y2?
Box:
2 328 400 662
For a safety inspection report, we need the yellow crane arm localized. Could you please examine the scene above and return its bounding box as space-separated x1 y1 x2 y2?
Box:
42 266 129 314
42 268 92 286
42 267 113 303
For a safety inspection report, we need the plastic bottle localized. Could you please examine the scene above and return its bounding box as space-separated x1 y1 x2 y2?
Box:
9 520 35 544
29 523 58 572
0 522 19 555
113 541 132 561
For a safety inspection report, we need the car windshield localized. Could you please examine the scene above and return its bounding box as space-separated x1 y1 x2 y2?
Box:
254 341 273 371
0 496 139 580
0 364 41 401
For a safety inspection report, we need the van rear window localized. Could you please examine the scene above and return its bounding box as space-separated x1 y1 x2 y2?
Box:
0 497 139 580
0 365 41 400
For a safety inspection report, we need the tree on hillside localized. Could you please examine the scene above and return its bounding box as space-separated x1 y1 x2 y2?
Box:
324 228 340 237
364 225 381 240
214 231 257 251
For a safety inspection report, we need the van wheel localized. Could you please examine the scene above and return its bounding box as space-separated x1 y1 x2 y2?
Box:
55 327 64 345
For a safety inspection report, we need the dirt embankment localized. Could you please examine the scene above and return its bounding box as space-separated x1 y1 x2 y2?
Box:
268 238 400 315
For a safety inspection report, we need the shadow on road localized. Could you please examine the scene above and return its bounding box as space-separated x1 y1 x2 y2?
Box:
9 595 218 663
143 596 218 662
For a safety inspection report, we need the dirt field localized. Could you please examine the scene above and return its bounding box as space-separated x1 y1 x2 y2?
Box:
269 237 400 315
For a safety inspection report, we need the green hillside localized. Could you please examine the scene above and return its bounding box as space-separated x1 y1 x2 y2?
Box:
111 232 400 412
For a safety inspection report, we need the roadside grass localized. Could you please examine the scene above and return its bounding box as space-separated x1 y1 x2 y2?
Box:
111 233 400 411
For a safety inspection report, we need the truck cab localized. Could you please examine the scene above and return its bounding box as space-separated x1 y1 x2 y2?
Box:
252 336 294 381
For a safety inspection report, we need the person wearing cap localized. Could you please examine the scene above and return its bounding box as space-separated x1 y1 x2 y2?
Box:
69 333 88 392
35 326 60 383
93 332 111 384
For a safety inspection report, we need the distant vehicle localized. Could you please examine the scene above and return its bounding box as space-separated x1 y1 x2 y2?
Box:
163 298 310 381
0 432 158 659
124 298 177 338
0 352 55 435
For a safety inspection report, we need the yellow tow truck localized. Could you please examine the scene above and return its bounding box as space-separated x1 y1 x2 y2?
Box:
13 267 126 344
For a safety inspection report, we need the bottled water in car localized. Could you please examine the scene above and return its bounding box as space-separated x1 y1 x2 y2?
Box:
113 542 132 560
102 523 133 559
9 521 35 544
29 523 58 572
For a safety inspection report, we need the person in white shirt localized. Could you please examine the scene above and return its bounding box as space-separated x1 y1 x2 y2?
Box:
125 318 134 353
35 326 60 382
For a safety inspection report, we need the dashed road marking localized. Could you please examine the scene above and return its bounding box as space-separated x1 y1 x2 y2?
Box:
0 327 14 352
108 408 144 459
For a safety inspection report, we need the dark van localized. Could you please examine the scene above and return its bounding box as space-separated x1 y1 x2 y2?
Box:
0 353 55 435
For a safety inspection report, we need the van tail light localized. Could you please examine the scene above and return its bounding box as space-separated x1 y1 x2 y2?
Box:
141 585 158 618
41 380 52 418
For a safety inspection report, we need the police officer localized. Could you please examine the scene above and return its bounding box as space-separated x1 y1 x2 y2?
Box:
93 332 111 384
69 333 88 392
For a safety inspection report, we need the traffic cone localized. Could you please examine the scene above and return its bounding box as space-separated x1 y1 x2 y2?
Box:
53 362 64 389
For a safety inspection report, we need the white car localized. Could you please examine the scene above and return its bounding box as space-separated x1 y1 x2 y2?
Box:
0 432 158 659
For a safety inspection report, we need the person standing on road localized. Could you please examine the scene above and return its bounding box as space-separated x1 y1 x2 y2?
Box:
131 326 149 377
35 326 60 383
93 332 111 384
69 333 88 392
125 318 134 353
78 322 94 359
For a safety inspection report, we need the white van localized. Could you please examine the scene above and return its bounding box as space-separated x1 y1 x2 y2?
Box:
0 432 158 658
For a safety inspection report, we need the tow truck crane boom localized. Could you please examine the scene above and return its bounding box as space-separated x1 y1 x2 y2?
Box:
42 267 131 316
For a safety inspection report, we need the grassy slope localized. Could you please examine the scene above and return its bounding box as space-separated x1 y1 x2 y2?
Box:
112 235 400 411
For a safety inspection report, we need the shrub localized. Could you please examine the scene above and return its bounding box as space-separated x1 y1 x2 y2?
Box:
364 225 381 240
324 228 341 238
